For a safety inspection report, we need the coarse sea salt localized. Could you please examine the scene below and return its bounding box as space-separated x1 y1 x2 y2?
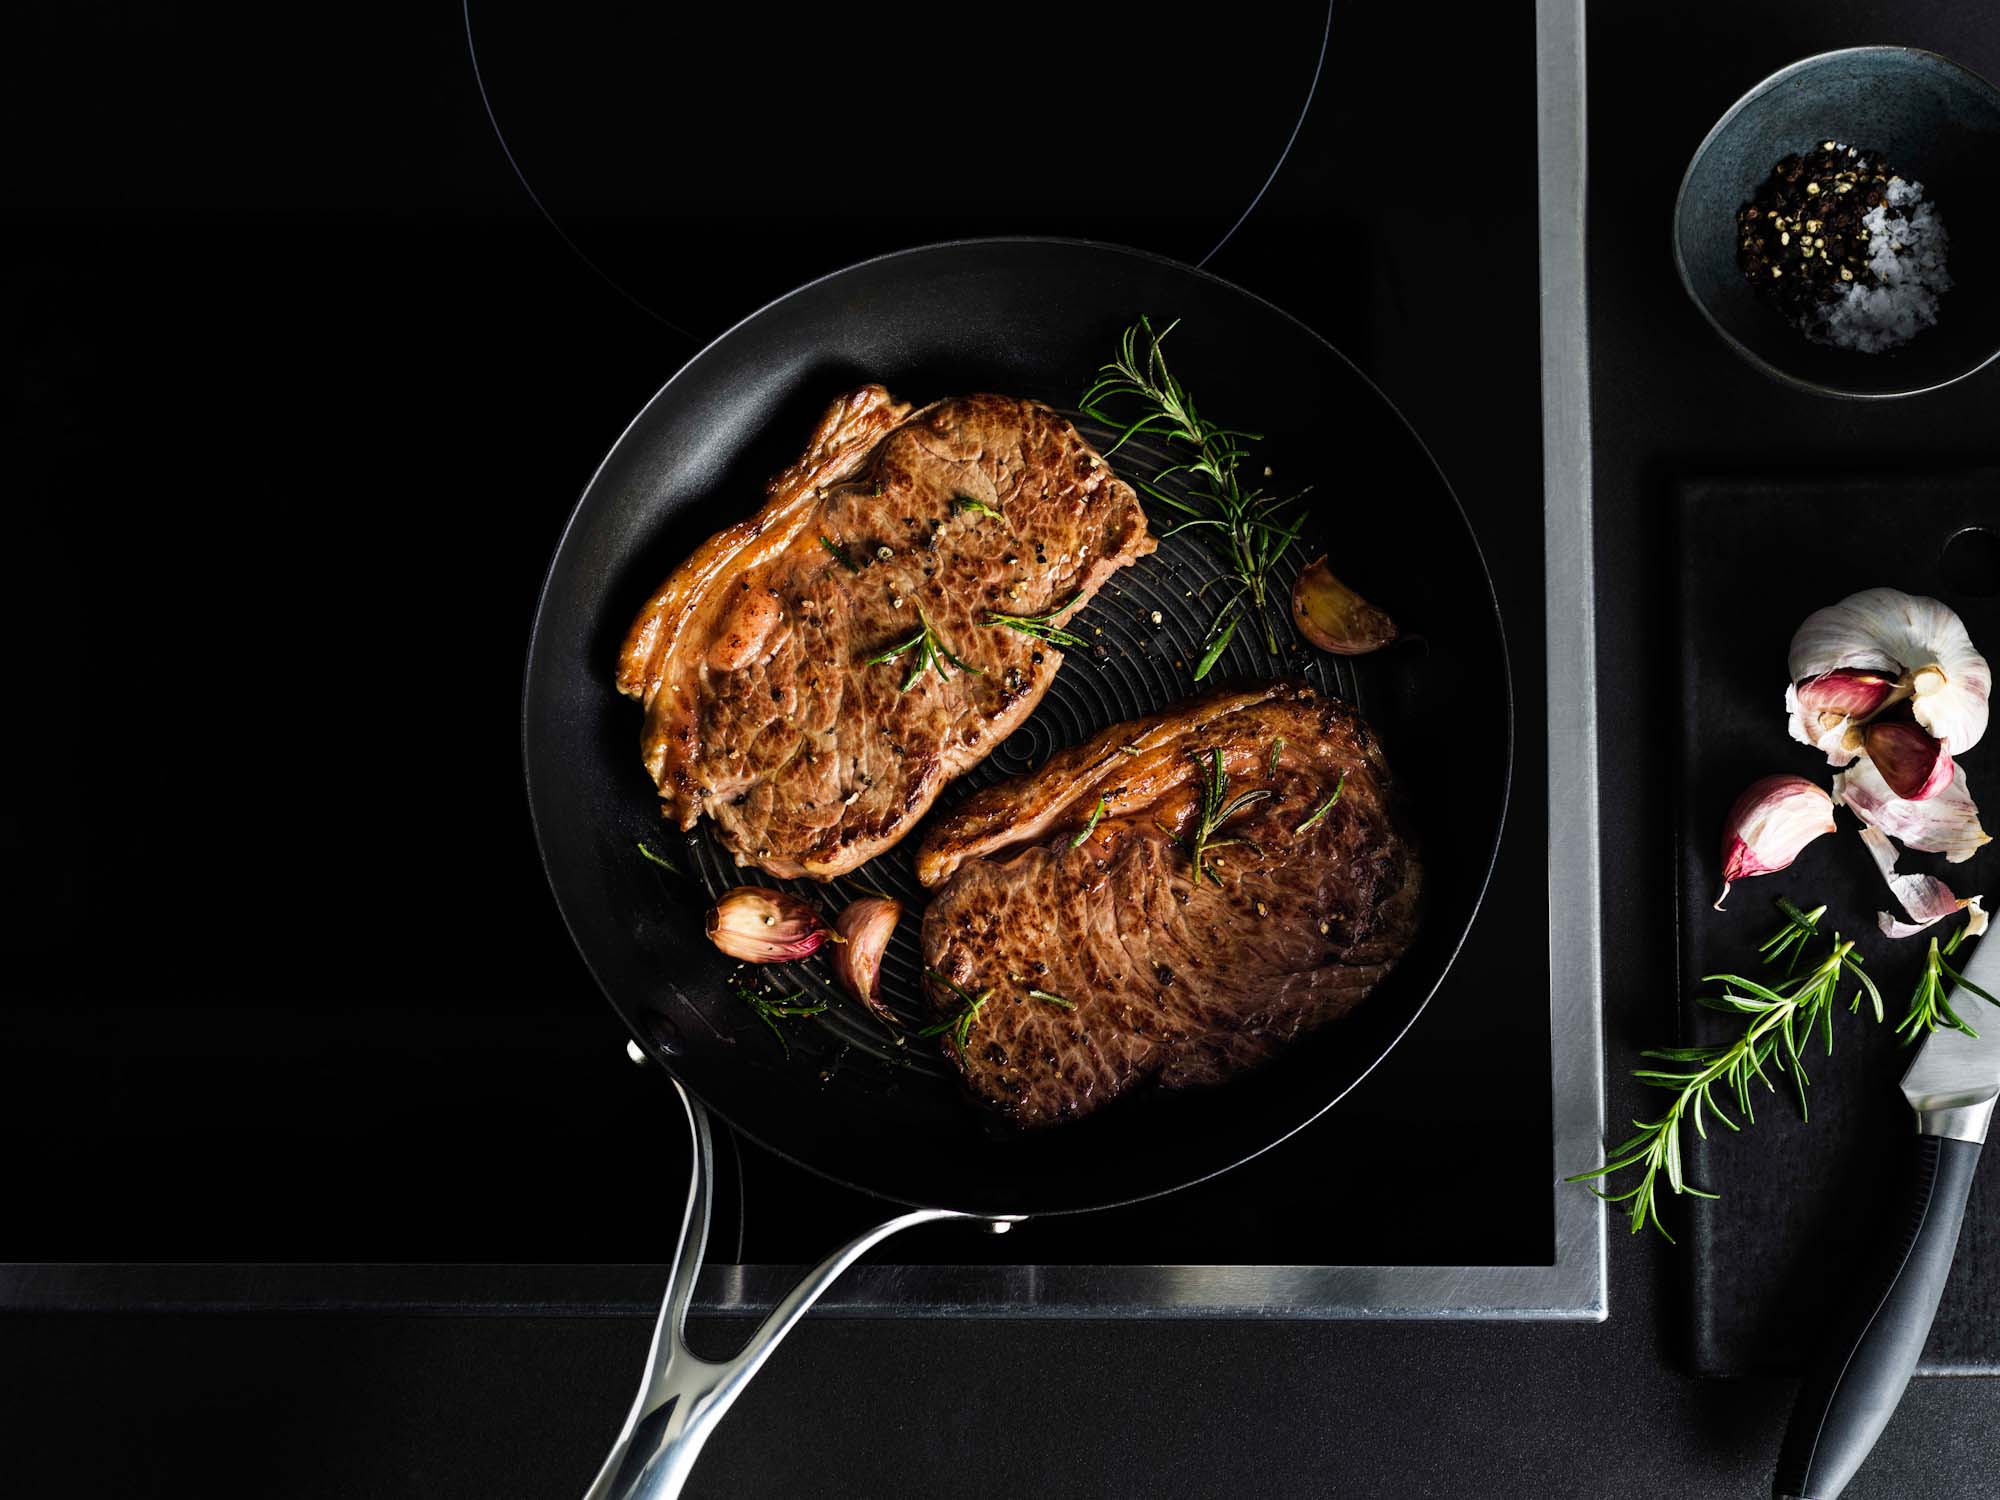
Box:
1811 174 1951 354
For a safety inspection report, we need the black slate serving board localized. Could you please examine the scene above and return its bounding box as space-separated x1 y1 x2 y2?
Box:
1675 472 2000 1377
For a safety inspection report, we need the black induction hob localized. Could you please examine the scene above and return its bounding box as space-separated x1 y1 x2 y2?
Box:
2 2 1589 1319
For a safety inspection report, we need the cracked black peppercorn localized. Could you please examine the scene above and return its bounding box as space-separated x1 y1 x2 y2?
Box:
1737 140 1893 329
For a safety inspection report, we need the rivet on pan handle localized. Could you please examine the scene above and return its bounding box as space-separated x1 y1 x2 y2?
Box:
581 1077 1011 1500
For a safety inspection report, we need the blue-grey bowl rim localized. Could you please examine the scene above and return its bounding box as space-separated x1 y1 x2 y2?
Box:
1671 43 2000 401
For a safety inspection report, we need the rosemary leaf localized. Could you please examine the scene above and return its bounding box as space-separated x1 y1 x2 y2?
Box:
863 628 925 667
986 593 1090 650
953 494 1002 518
732 982 829 1059
636 842 683 877
865 608 980 693
819 535 861 573
919 968 994 1050
1292 773 1347 835
1070 795 1108 850
1192 615 1238 681
1028 988 1075 1009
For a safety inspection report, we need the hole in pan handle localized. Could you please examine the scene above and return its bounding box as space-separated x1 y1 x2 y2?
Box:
579 1076 1018 1500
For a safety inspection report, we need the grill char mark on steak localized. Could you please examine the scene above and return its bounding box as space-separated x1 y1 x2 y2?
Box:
914 684 1422 1126
616 387 1154 880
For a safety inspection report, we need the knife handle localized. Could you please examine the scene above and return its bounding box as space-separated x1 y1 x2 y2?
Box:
1772 1133 1981 1500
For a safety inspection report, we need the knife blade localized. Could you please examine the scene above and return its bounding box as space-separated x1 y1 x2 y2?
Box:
1898 933 2000 1143
1774 932 2000 1500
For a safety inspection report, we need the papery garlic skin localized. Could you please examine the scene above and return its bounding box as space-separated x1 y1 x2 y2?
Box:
705 886 838 963
829 896 901 1017
1788 588 1990 757
1881 897 1988 941
1857 826 1988 939
1834 758 1992 864
1716 774 1837 909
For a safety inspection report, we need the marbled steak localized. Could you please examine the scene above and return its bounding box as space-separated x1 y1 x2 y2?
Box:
914 684 1421 1125
616 386 1153 880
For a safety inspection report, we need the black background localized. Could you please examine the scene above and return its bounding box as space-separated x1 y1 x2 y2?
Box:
7 2 2000 1497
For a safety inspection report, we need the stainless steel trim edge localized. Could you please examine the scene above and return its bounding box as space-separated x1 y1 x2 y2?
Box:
1531 0 1608 1323
0 7 1607 1331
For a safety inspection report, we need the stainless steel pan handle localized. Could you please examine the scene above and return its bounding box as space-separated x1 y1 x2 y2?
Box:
582 1077 999 1500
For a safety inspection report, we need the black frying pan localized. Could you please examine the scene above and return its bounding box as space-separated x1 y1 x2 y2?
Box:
522 238 1511 1221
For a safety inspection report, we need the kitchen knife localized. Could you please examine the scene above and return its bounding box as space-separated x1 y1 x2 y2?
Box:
1773 933 2000 1500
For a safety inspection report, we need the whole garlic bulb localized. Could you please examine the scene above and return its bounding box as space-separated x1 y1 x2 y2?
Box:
1788 588 1989 760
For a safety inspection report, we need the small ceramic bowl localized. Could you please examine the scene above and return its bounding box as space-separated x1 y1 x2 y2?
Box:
1674 46 2000 398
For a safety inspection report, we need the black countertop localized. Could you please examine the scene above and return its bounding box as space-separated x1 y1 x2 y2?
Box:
7 2 1998 1496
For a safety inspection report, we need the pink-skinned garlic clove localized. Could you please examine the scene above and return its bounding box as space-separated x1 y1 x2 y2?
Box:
829 896 901 1018
705 887 841 964
1291 556 1396 656
1788 666 1901 759
1795 666 1901 720
1863 717 1956 802
1716 774 1837 910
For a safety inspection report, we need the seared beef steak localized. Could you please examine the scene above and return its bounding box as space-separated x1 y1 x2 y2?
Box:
616 387 1153 880
915 684 1420 1125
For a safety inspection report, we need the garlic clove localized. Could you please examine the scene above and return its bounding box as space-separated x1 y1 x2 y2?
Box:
829 896 901 1018
1857 826 1987 939
1833 757 1992 864
1911 651 1991 757
705 886 840 963
1797 666 1901 719
1862 716 1956 801
1291 556 1396 656
1784 681 1863 765
1716 774 1837 909
1786 666 1899 763
1788 587 1989 756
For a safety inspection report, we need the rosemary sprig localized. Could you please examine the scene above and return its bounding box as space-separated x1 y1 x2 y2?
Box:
918 968 993 1053
1568 900 1879 1240
1760 897 1826 975
985 593 1090 649
953 494 1002 518
1070 795 1108 849
1079 317 1310 672
732 982 828 1057
635 842 683 877
1028 987 1076 1009
819 535 861 573
1176 747 1270 887
1292 773 1347 835
1898 918 1997 1042
864 606 983 692
1269 739 1285 776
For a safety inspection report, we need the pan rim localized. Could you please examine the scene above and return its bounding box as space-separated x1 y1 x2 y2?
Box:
520 234 1515 1217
